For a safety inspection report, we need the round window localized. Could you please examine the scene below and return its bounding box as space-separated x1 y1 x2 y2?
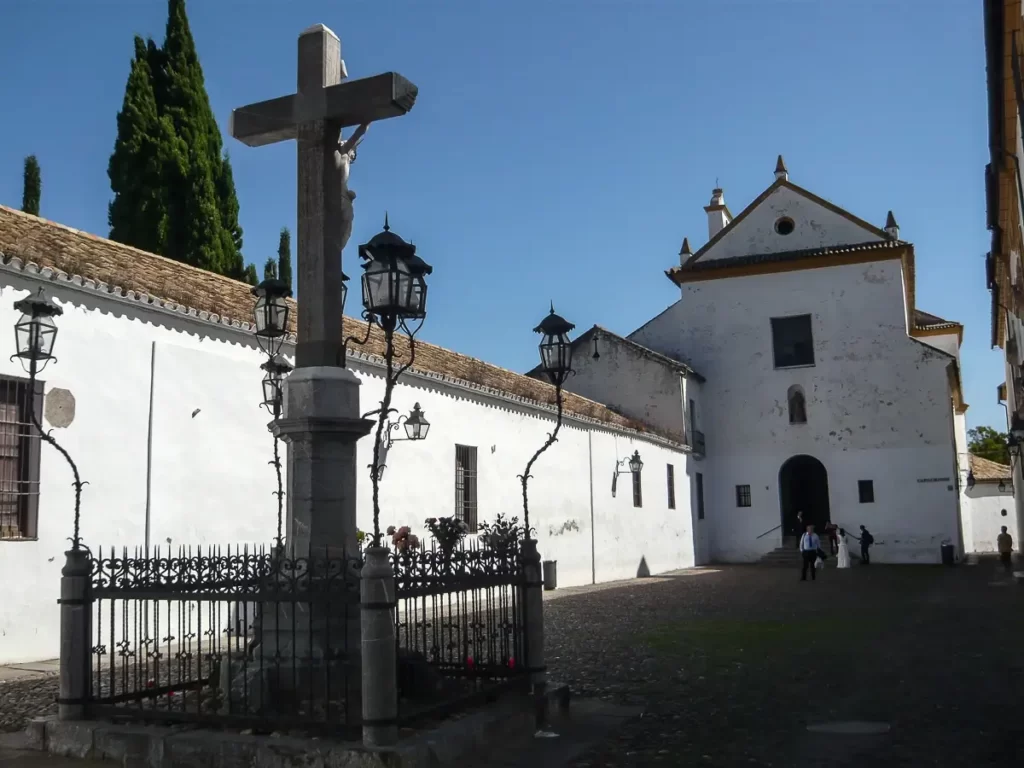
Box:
775 217 795 235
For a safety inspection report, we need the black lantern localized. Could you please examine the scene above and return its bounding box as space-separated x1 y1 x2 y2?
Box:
966 471 976 490
628 450 644 474
341 270 350 312
533 304 575 386
358 215 432 321
999 479 1008 493
251 279 292 355
260 355 293 414
403 403 430 441
13 288 63 372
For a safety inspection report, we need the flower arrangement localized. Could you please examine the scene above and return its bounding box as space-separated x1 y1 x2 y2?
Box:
387 525 419 553
425 516 469 551
477 513 528 557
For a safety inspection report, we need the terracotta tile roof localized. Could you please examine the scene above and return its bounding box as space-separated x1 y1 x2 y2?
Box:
913 309 960 331
0 205 676 441
969 454 1012 482
667 239 908 277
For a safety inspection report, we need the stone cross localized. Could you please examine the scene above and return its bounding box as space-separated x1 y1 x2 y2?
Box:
229 25 417 561
230 23 418 368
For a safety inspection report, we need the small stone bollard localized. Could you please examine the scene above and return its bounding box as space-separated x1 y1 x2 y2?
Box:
361 546 398 747
521 539 547 721
58 548 92 721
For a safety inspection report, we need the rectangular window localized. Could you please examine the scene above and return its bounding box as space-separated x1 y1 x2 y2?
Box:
688 398 696 437
666 464 676 509
858 480 875 504
454 445 478 532
696 472 705 520
771 314 815 368
0 376 41 541
735 484 751 507
632 466 643 508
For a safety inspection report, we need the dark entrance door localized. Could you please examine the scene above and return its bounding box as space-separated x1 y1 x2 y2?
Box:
779 455 831 539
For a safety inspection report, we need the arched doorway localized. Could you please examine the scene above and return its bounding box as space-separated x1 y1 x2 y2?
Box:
779 455 831 539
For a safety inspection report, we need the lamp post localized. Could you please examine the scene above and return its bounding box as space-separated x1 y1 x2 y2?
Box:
352 215 432 545
260 354 293 549
519 304 575 535
11 288 87 551
375 403 430 480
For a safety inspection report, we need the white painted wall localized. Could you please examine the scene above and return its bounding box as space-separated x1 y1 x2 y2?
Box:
630 257 961 564
0 269 693 664
556 333 701 444
962 483 1018 553
695 185 885 263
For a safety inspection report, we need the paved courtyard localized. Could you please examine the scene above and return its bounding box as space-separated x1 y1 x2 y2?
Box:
2 561 1022 766
546 561 1024 766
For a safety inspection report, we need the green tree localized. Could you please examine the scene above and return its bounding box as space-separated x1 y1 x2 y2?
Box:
277 227 292 290
108 36 175 255
263 257 277 280
968 426 1010 464
244 264 259 286
21 156 40 216
107 0 244 278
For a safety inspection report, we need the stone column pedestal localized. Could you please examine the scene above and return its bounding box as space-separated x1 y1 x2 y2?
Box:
58 548 92 721
521 539 547 725
361 546 398 747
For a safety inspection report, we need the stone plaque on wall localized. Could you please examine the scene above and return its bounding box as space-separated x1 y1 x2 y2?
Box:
44 388 76 429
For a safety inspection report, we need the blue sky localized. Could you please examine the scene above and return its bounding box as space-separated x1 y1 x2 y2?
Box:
0 1 1004 429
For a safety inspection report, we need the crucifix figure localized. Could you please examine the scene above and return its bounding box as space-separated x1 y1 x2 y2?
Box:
230 25 418 562
231 23 417 368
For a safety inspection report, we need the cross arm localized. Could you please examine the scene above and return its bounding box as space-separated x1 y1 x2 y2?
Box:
230 72 419 148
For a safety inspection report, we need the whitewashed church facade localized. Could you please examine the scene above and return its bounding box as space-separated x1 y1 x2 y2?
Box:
539 158 972 565
0 157 975 663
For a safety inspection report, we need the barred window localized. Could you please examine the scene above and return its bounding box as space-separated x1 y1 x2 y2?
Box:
0 375 42 540
455 445 478 532
666 464 676 509
632 466 643 508
736 484 751 508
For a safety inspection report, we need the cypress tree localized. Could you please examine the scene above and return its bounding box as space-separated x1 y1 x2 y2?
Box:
21 156 40 216
263 257 277 280
107 0 245 278
244 264 259 286
108 36 173 255
277 227 292 289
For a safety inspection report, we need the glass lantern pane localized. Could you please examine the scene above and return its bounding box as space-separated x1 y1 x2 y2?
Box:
262 376 278 408
253 295 269 333
269 300 288 335
404 421 420 440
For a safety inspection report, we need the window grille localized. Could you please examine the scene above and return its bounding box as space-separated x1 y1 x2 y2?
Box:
666 464 676 509
736 484 751 507
0 376 42 540
454 445 478 532
632 466 643 508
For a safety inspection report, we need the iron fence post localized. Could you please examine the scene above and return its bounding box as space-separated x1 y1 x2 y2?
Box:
361 546 398 746
520 538 547 723
58 548 91 720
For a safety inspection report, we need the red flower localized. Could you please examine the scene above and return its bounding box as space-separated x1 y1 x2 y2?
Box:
508 657 515 669
466 656 475 668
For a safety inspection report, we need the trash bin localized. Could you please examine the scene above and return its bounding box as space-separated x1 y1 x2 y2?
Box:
940 543 955 566
542 560 557 591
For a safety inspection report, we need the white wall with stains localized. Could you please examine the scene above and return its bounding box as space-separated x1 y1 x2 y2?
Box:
962 483 1017 553
695 184 886 263
629 257 961 564
0 269 693 664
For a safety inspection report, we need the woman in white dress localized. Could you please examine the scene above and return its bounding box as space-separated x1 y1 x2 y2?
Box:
837 528 851 569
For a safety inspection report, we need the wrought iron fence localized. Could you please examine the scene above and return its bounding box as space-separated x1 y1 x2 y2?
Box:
87 545 362 736
78 536 530 734
391 539 528 724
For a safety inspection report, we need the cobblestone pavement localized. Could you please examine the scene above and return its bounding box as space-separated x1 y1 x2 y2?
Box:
3 563 1022 766
546 563 1024 767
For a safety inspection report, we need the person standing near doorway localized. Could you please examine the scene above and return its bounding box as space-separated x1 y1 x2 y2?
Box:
997 526 1014 574
858 525 874 564
795 510 805 543
800 524 821 581
824 521 839 555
